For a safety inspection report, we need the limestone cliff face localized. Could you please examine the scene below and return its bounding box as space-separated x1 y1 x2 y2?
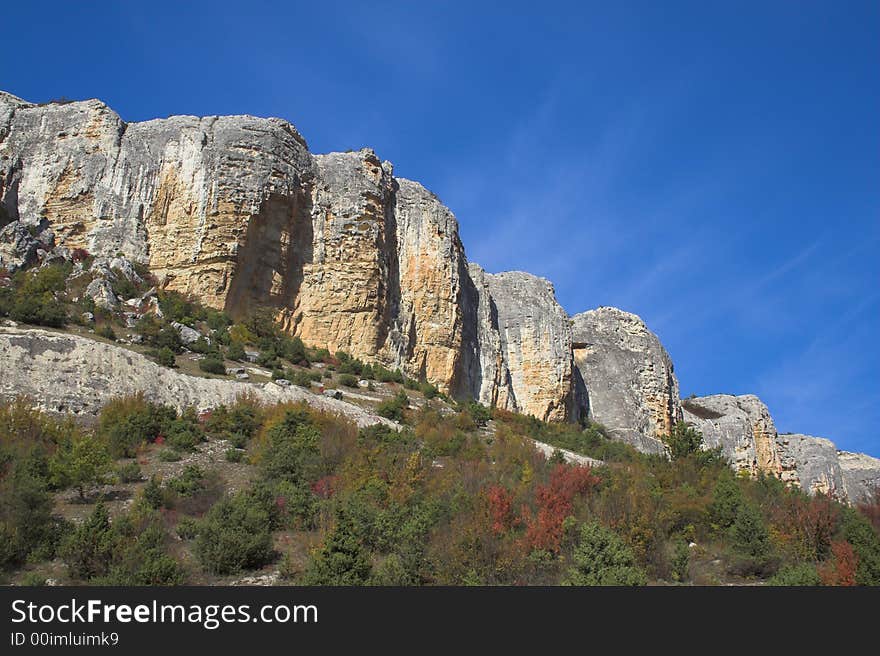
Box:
776 433 844 497
681 394 782 476
480 271 574 422
0 93 470 393
839 452 880 505
571 307 680 454
681 394 880 504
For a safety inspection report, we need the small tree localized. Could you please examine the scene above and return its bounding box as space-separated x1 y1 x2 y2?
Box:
226 341 245 361
376 391 409 422
50 433 112 499
663 422 704 460
768 563 821 586
728 502 775 576
302 506 372 585
710 473 744 530
564 522 647 586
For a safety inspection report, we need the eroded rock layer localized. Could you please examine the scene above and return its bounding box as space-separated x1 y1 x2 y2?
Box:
0 327 394 428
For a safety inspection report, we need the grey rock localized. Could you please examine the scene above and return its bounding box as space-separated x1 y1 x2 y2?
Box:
323 388 343 400
571 307 680 455
682 394 782 476
84 277 117 309
472 269 574 422
225 367 246 375
460 263 516 411
274 378 292 387
109 256 142 284
776 433 845 498
81 312 94 323
171 321 202 345
837 451 880 505
0 325 396 428
0 221 40 272
234 373 249 380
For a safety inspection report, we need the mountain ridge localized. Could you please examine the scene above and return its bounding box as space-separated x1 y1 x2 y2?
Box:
1 90 877 503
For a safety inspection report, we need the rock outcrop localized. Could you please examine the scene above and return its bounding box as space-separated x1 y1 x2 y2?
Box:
839 452 880 505
776 433 844 497
0 326 394 428
479 271 574 422
681 394 782 476
571 307 680 454
682 393 880 504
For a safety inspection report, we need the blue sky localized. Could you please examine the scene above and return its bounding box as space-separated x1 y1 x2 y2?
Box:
4 1 878 454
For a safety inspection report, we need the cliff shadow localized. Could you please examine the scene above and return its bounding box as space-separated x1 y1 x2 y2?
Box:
224 191 313 320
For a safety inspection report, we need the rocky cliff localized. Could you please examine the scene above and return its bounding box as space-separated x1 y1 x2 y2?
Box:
681 394 782 476
1 90 878 502
0 92 483 404
571 307 680 454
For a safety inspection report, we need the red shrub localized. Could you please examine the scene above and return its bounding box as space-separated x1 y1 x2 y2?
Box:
311 475 338 499
486 485 515 535
522 465 600 552
71 248 91 262
819 540 858 586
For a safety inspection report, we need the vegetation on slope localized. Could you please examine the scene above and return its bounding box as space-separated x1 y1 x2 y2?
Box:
1 394 878 586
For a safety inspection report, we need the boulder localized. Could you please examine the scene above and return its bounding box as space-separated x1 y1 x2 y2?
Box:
0 221 40 272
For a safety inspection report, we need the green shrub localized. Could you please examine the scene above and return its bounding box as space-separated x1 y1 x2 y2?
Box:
164 412 204 451
49 433 112 499
670 537 690 582
226 341 245 361
176 516 200 540
302 505 372 585
0 467 60 570
839 507 880 585
204 399 262 441
116 462 143 483
111 274 139 301
292 369 320 388
96 324 116 341
463 400 492 427
199 357 226 375
59 503 117 580
98 395 175 458
225 448 244 463
188 337 217 356
728 503 776 576
62 504 185 585
166 466 207 497
153 347 176 368
338 373 359 388
136 315 183 353
195 492 274 575
564 522 647 586
768 563 821 586
420 382 439 400
710 473 744 530
260 409 322 484
157 449 181 462
142 476 164 509
376 391 409 422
